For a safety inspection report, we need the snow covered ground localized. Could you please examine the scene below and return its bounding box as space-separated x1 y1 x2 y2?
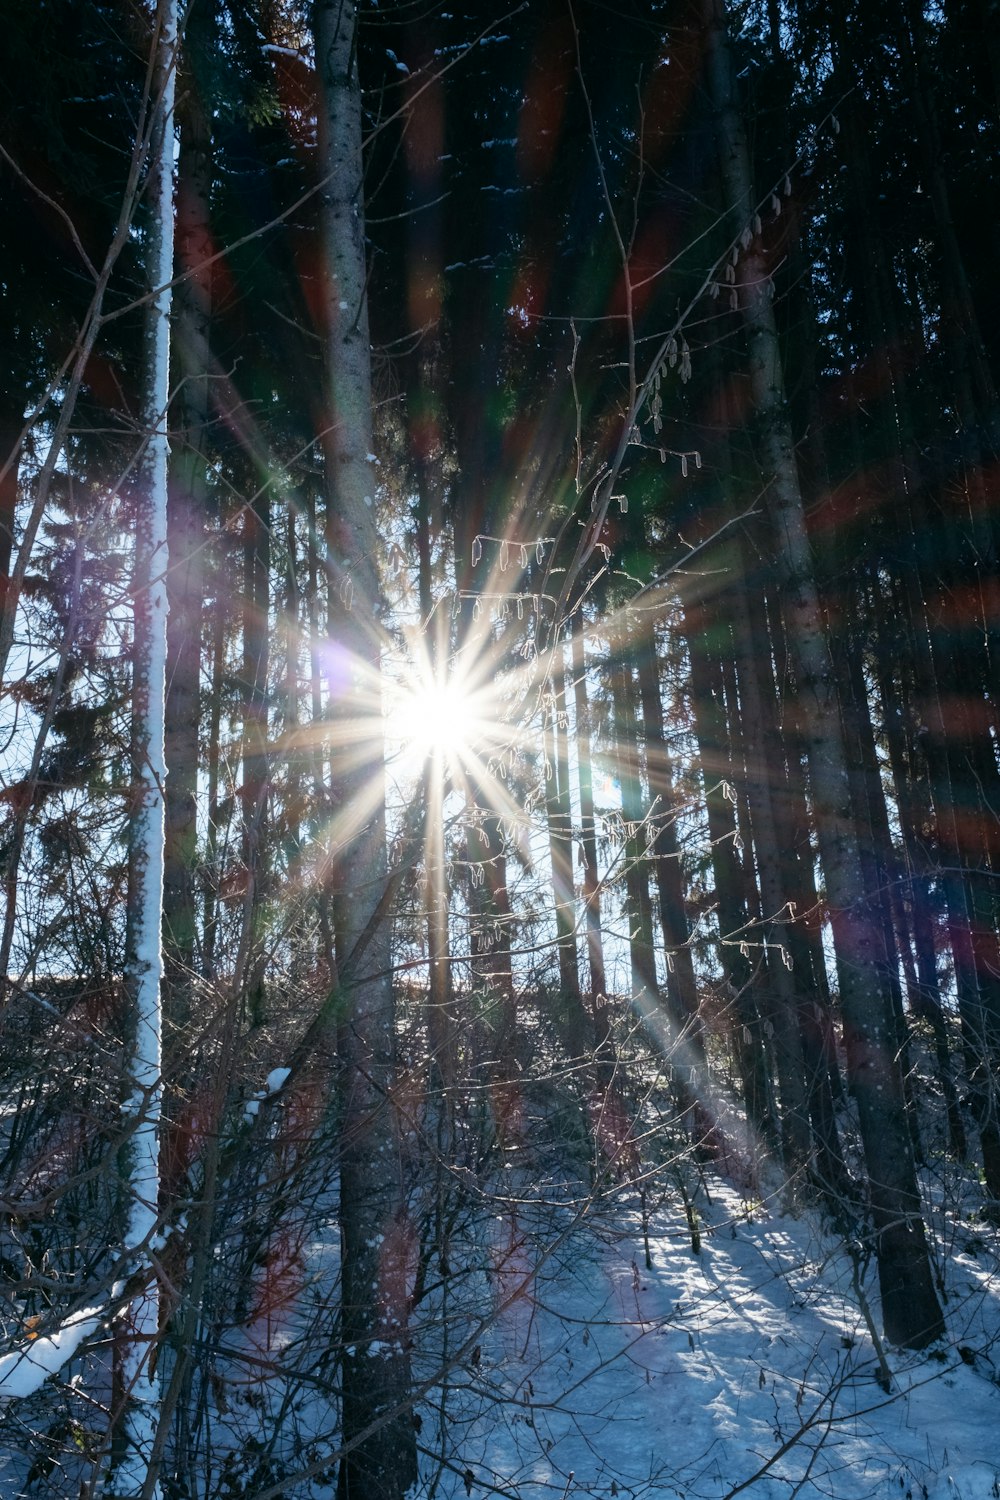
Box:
1 1153 996 1499
416 1177 1000 1500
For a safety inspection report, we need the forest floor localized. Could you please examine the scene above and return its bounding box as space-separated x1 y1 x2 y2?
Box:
407 1165 1000 1500
4 1115 998 1499
160 1076 1000 1500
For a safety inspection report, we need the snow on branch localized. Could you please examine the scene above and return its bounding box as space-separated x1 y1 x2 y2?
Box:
0 1303 106 1400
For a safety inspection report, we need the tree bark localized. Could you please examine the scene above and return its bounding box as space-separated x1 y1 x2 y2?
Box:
634 619 714 1141
706 0 945 1348
239 487 271 1025
685 598 776 1150
875 593 967 1159
115 0 178 1490
544 643 587 1054
163 0 213 1056
314 2 417 1495
828 34 970 1163
201 547 227 984
570 609 610 1045
0 412 20 660
612 631 658 1031
728 550 813 1180
414 460 456 1097
634 625 702 1042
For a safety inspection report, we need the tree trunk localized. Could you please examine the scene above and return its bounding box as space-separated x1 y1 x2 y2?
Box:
314 3 417 1495
685 598 776 1150
570 609 610 1046
835 583 923 1158
201 548 227 984
451 577 517 1097
874 596 967 1159
239 488 271 1024
706 0 945 1348
544 644 587 1054
634 620 716 1143
728 550 813 1181
900 0 1000 451
163 0 213 1058
414 461 456 1097
115 0 178 1490
634 626 702 1042
0 411 20 667
829 36 969 1163
612 632 658 1031
282 498 304 865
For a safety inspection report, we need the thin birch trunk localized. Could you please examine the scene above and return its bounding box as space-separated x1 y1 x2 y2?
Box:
115 1 177 1491
283 499 303 863
0 13 174 691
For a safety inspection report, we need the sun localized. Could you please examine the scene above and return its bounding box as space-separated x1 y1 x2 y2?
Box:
388 664 483 770
384 629 523 796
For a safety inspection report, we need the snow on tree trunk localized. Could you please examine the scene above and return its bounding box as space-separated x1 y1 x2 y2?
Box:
115 1 177 1492
313 2 418 1496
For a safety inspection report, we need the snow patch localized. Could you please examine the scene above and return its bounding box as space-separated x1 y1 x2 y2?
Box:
265 1067 291 1095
